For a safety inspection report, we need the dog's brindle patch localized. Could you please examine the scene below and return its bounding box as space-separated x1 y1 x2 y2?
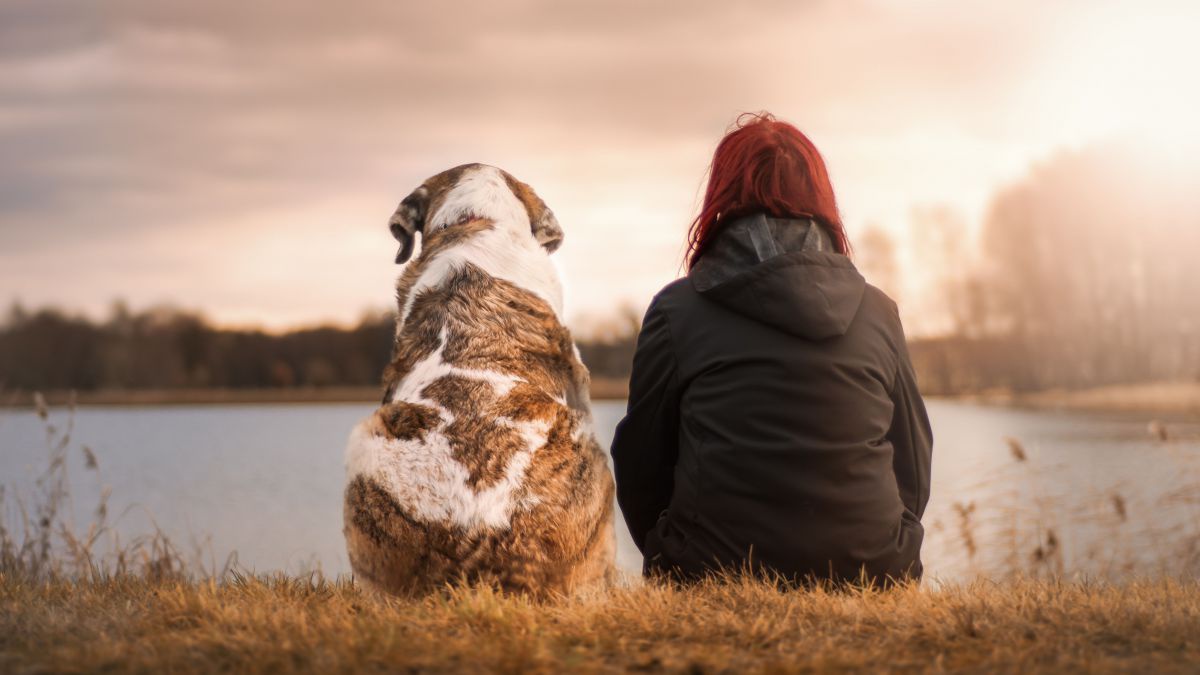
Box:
378 401 441 442
381 219 498 403
391 263 587 492
420 374 527 489
390 259 589 419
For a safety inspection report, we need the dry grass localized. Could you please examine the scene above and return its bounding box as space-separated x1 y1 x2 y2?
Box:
2 573 1199 674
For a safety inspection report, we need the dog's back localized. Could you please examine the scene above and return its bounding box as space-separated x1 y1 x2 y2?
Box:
344 165 614 596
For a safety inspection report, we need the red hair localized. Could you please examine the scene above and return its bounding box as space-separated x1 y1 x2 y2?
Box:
686 112 849 269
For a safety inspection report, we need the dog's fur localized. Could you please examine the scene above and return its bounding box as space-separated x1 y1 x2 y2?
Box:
343 164 615 596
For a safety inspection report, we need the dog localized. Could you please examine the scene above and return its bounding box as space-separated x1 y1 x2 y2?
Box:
343 163 615 596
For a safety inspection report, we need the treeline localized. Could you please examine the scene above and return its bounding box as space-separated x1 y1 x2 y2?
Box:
0 304 395 391
0 303 638 393
896 142 1200 393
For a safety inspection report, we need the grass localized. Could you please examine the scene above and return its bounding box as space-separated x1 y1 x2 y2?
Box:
3 392 1200 673
2 573 1199 673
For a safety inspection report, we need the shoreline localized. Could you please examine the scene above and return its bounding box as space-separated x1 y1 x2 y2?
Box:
4 380 1197 418
0 377 632 408
941 380 1200 420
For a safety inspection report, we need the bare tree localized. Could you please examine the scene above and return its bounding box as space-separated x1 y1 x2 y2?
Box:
856 224 902 301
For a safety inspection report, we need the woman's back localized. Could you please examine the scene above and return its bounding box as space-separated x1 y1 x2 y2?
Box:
612 214 930 583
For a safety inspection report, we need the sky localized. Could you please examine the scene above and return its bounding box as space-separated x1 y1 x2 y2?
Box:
2 0 1198 334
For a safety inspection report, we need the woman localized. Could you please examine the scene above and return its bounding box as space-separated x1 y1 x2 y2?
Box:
611 113 932 585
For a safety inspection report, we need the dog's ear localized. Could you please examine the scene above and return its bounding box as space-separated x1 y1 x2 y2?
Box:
389 185 429 264
532 209 563 253
502 172 563 253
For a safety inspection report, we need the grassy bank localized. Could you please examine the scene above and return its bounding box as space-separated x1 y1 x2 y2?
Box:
3 573 1199 674
942 380 1200 419
1015 381 1200 418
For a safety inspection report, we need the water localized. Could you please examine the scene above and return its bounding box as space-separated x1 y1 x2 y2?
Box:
2 400 1198 581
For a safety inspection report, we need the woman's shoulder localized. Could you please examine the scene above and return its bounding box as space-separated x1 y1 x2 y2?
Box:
646 277 699 313
860 283 900 319
858 283 911 352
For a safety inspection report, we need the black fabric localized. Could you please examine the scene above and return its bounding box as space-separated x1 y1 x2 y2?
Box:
611 213 933 585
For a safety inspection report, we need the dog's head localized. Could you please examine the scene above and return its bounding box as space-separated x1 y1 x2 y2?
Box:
388 163 563 264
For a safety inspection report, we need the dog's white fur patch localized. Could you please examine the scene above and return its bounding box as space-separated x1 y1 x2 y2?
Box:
345 327 548 532
426 165 529 235
397 166 564 330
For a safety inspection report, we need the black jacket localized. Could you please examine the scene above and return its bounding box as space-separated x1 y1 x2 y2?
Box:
611 213 932 584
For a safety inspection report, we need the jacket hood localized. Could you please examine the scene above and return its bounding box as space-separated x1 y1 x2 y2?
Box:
689 213 866 339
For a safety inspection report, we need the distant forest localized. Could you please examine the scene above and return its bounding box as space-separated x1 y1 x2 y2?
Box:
0 303 638 394
2 142 1197 396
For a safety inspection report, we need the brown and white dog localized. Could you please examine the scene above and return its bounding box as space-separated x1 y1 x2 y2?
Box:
343 164 615 596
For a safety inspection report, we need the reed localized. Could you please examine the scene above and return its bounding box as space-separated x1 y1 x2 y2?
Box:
0 393 219 582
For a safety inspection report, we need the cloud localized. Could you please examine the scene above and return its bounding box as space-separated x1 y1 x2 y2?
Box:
1 0 1195 329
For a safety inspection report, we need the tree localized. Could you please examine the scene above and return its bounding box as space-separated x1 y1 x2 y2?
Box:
979 142 1200 388
855 224 901 301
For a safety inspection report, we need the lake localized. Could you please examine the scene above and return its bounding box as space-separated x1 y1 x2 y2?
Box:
2 400 1198 582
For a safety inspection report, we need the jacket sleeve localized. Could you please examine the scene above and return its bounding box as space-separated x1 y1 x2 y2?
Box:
888 335 933 520
611 295 682 553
